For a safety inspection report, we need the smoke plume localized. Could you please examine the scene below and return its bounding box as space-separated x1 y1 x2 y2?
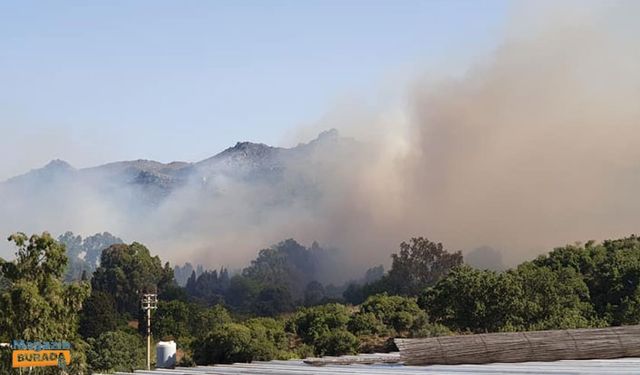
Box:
282 1 640 267
1 2 639 274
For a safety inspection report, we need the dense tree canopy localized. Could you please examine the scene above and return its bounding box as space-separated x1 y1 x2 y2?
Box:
0 232 90 373
285 303 358 355
3 230 640 372
386 237 463 296
304 281 326 306
420 262 607 333
185 268 229 305
358 294 427 335
533 236 640 325
344 238 463 303
79 290 119 339
419 265 525 332
193 323 256 364
174 262 204 286
153 300 231 343
91 242 174 317
86 330 145 373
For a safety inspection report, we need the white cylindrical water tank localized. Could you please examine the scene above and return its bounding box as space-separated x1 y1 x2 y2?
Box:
156 340 177 368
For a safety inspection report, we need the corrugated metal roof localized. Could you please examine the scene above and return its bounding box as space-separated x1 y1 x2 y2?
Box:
112 356 640 375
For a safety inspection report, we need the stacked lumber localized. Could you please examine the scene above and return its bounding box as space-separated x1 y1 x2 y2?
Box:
395 325 640 365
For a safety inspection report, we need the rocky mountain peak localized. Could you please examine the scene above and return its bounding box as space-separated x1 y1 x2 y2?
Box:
43 159 75 171
213 141 276 161
316 128 339 141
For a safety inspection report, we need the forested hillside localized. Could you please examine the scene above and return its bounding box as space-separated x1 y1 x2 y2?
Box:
2 233 640 373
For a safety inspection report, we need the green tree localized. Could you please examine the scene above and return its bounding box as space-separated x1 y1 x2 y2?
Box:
512 262 599 330
192 318 295 365
243 239 316 299
154 300 191 341
225 275 262 313
345 238 463 302
91 242 174 317
193 323 255 364
358 294 428 336
79 290 119 339
190 304 233 338
254 286 295 316
0 232 90 374
343 282 367 305
86 330 145 373
347 312 383 336
244 318 295 360
304 281 326 306
185 268 229 305
386 237 463 296
419 265 524 333
420 262 604 333
286 303 351 353
534 236 640 325
314 330 359 356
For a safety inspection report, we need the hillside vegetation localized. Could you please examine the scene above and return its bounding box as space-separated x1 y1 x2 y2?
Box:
1 233 640 373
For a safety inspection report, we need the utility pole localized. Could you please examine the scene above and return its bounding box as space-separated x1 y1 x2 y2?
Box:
141 293 158 370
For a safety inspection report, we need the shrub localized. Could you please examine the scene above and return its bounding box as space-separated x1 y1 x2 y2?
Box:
360 294 427 335
314 330 359 356
193 323 254 364
410 322 452 338
244 318 293 360
347 312 383 336
287 304 351 344
190 304 232 338
86 330 146 373
193 318 297 365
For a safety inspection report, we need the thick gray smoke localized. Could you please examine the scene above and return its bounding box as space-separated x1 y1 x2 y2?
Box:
398 1 640 265
287 1 640 267
1 2 639 273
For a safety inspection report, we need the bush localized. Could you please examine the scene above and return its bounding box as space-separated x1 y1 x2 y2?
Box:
347 312 383 336
286 303 355 356
190 304 232 338
193 323 254 364
244 318 294 360
314 330 359 356
419 266 524 333
359 294 427 335
86 330 146 373
254 286 295 316
154 300 191 341
79 290 118 339
410 322 452 338
192 318 296 365
287 304 351 345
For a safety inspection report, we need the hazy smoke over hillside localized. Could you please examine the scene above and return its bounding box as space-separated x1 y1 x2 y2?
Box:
1 2 639 273
287 1 640 266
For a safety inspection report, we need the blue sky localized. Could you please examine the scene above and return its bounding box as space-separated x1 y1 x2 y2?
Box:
0 0 509 179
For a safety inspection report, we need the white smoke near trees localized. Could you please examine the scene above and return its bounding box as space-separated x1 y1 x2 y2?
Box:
286 1 640 267
1 2 639 274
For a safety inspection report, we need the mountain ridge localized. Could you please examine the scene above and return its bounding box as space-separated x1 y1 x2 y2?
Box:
0 129 357 211
5 129 344 184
